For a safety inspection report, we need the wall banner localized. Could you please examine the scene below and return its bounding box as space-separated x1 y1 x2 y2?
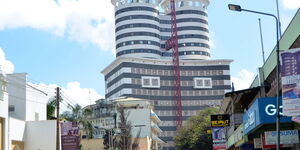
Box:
61 122 80 150
280 48 300 116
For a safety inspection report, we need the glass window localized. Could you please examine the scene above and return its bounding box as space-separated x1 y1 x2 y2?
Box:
143 78 150 86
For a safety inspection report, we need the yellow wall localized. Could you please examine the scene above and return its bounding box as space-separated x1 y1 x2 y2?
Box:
80 137 154 150
11 141 24 150
80 139 104 150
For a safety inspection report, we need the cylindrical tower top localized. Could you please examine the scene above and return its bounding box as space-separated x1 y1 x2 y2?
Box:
160 0 210 13
111 0 162 6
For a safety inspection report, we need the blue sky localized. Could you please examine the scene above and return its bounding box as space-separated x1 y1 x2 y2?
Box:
0 0 299 106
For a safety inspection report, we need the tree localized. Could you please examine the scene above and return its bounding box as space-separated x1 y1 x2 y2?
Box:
103 129 115 150
113 105 141 150
174 107 219 150
47 97 59 120
61 104 94 139
115 105 132 150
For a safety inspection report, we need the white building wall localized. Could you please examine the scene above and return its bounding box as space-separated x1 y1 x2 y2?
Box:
7 73 27 120
25 84 47 121
9 117 26 142
127 108 151 138
24 120 56 150
0 74 9 150
7 73 47 121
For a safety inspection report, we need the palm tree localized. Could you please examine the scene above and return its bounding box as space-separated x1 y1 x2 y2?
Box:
61 104 94 139
47 97 58 120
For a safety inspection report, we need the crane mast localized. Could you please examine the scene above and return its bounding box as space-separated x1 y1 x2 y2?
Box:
166 0 182 128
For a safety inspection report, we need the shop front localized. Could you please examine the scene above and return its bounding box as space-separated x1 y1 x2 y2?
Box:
242 97 300 149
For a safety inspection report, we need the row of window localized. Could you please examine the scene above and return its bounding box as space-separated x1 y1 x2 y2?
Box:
116 32 159 40
115 6 207 17
131 68 225 76
154 100 222 107
115 6 159 16
116 23 209 32
162 42 210 48
116 40 160 49
116 0 157 6
116 32 209 41
116 15 208 25
161 34 209 41
131 89 225 96
116 15 159 24
131 78 226 87
160 26 209 33
116 49 210 57
116 40 209 49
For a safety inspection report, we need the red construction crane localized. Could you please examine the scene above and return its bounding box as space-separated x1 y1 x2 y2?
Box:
165 0 182 128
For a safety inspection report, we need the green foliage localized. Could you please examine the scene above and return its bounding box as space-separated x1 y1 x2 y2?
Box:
174 107 219 150
61 104 94 139
47 98 56 120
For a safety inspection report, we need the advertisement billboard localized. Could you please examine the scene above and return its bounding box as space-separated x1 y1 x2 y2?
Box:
61 122 80 150
211 114 230 127
280 48 300 116
264 130 299 145
212 127 226 150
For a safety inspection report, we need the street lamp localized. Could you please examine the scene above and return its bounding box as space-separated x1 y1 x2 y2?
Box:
228 4 281 150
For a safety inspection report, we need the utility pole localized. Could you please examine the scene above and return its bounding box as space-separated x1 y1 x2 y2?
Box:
56 87 60 150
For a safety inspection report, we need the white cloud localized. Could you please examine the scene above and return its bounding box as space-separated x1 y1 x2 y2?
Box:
0 47 14 73
0 0 115 51
35 82 103 108
209 31 216 49
282 0 300 10
231 69 254 91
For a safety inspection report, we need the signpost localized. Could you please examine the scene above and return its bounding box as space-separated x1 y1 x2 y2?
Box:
61 122 80 150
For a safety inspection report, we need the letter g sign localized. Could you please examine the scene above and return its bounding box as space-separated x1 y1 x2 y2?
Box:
265 104 283 116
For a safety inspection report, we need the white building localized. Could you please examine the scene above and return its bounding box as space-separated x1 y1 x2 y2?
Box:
104 0 232 149
114 97 164 149
5 73 57 150
0 74 9 150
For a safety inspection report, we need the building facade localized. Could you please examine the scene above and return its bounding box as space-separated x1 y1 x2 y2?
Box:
112 0 210 60
104 0 232 149
102 57 232 149
84 97 163 150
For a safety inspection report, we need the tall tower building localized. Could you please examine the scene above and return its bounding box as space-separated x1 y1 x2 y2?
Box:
103 0 232 149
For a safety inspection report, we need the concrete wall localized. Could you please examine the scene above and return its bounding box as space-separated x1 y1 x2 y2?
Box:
9 118 26 142
80 139 104 150
24 120 56 150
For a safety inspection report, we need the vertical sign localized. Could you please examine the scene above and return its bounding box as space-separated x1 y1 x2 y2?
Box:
211 114 229 150
280 48 300 116
61 122 80 150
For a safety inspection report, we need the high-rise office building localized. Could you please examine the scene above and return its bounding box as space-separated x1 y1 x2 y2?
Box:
103 0 232 149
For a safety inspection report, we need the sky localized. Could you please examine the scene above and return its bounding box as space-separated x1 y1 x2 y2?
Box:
0 0 299 107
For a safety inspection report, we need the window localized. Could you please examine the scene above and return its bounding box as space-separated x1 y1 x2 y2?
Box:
194 78 212 88
142 76 160 88
9 105 15 112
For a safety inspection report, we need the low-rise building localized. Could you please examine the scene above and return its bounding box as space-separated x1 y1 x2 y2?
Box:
83 97 164 150
3 73 57 150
